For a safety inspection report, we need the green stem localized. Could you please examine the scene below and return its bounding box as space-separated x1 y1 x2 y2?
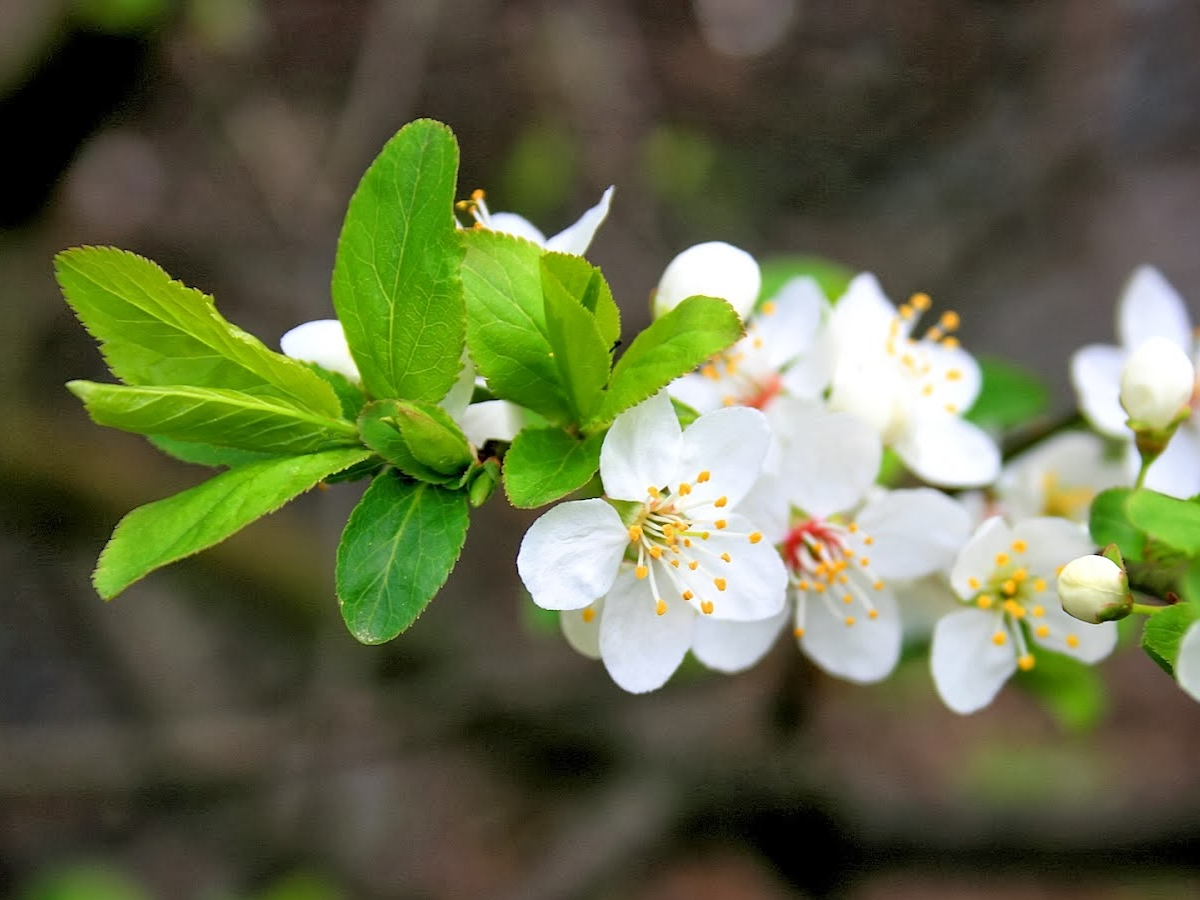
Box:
1131 601 1168 617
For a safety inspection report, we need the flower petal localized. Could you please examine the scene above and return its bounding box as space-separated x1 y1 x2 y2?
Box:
950 516 1011 598
560 598 604 659
544 185 614 257
1070 344 1128 437
692 607 788 673
654 241 761 320
667 372 725 415
856 488 970 579
680 520 789 621
516 499 627 610
1144 423 1200 498
894 414 1000 488
484 212 547 246
800 586 902 683
676 406 771 511
459 399 522 446
1118 265 1193 352
1174 621 1200 703
930 608 1017 714
599 567 694 693
1011 517 1093 581
759 277 827 370
772 402 880 518
438 350 476 419
1028 601 1118 664
599 391 682 500
280 319 361 382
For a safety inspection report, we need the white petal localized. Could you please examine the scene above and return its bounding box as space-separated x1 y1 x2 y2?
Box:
758 277 827 370
1144 424 1200 498
484 212 547 246
825 272 896 357
544 185 614 257
459 400 522 446
996 430 1128 522
801 586 902 683
1070 344 1129 437
280 319 361 382
915 343 982 413
682 522 788 621
439 349 476 419
653 241 761 320
1010 517 1094 582
930 608 1017 714
667 372 725 415
599 391 682 500
772 403 880 518
734 472 791 543
1175 621 1200 703
516 499 627 610
856 488 971 579
1028 601 1118 664
676 406 771 511
1118 265 1193 352
895 414 1000 488
560 598 604 659
599 568 695 693
950 516 1011 598
692 607 788 673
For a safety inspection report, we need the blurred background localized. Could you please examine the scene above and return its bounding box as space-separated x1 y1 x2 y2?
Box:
5 1 1200 898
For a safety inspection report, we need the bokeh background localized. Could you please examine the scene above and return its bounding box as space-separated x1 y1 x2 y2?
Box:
4 1 1200 898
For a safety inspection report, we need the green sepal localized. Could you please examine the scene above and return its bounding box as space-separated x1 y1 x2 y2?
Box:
670 396 701 428
94 447 374 599
540 254 612 422
595 295 743 425
54 246 341 417
467 457 502 508
1141 602 1200 676
356 400 473 485
1126 489 1200 557
335 470 470 643
331 119 466 403
68 380 360 454
1089 487 1146 562
502 426 604 508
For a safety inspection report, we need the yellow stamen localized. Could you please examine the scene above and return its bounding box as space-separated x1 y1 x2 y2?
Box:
714 577 727 592
682 590 694 601
714 496 728 508
977 594 994 609
1011 539 1027 553
868 609 879 620
1002 579 1017 597
946 369 962 381
647 486 660 499
793 627 805 638
992 631 1007 646
1035 625 1049 638
628 525 643 542
845 616 856 627
635 565 649 580
940 310 960 330
1032 605 1045 618
910 292 932 311
995 552 1010 566
1066 634 1080 649
678 482 692 496
720 552 731 563
873 580 884 591
749 532 763 544
1017 654 1036 671
968 577 980 590
761 301 777 315
688 561 699 571
1033 579 1047 593
655 599 667 616
715 519 727 530
697 470 711 483
842 594 853 605
582 607 595 623
701 600 714 615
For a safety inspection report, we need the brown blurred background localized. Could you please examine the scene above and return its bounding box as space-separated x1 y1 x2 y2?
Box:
4 1 1200 898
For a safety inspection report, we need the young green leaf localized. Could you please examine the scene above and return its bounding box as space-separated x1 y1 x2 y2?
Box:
1141 602 1200 676
1089 487 1145 562
336 471 470 643
332 119 466 403
68 381 360 454
358 402 458 485
965 356 1051 431
1127 489 1200 556
55 247 341 417
94 447 373 599
596 295 742 424
357 400 473 485
461 229 572 423
540 255 611 421
503 427 604 508
541 251 621 350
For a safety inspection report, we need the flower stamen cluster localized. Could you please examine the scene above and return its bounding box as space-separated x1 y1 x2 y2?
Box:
782 518 885 633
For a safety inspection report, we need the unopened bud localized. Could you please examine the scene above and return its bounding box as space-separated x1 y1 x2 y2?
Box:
652 241 761 320
1057 554 1133 624
1119 336 1194 431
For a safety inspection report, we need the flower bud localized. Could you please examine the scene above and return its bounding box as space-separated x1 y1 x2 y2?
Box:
1119 336 1194 430
653 241 761 320
1056 554 1132 624
281 319 361 383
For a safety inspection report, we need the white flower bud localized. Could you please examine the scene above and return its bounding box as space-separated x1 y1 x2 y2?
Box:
1056 554 1132 624
1119 336 1194 430
280 319 361 383
653 241 761 320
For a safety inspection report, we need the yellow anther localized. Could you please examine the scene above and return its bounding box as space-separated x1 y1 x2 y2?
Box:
940 310 960 330
678 482 692 496
1035 625 1050 638
992 631 1008 646
848 523 859 533
977 594 994 609
899 304 914 320
714 496 728 508
720 552 731 563
1033 579 1047 593
635 565 649 580
670 559 680 568
968 577 980 590
860 556 870 567
1013 568 1028 582
701 600 715 615
628 525 643 542
869 609 879 620
682 590 694 601
688 561 699 571
837 574 849 585
945 403 958 414
1055 565 1065 576
761 301 777 315
649 546 663 559
813 583 826 593
797 580 810 591
1032 605 1045 618
945 369 962 381
714 577 727 592
697 470 711 483
793 627 805 638
941 336 960 349
1017 654 1036 672
647 486 660 499
922 383 934 396
840 594 852 605
1011 539 1027 553
1066 634 1080 649
873 580 884 591
715 519 728 530
1005 600 1026 619
1002 579 1017 597
656 599 668 616
845 616 856 627
582 607 595 623
995 552 1010 566
911 292 932 311
753 337 764 349
924 327 944 343
864 536 874 546
701 364 719 380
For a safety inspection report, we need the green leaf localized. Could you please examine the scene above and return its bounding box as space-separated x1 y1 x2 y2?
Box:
95 447 372 598
357 401 462 485
503 427 604 508
332 118 466 403
540 255 612 421
1127 489 1200 556
541 251 621 350
303 363 368 420
1014 650 1106 733
391 400 474 475
1089 487 1145 562
597 295 743 424
757 254 853 307
55 247 341 416
68 381 360 454
1141 602 1200 676
461 229 572 423
148 435 276 469
965 356 1050 431
336 471 470 643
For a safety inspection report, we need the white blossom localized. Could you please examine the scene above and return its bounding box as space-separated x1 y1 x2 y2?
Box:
1119 336 1195 430
653 241 761 320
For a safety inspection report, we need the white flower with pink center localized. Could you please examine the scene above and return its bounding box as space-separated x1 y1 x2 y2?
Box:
823 273 1000 488
517 391 788 693
931 516 1119 714
668 276 831 415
